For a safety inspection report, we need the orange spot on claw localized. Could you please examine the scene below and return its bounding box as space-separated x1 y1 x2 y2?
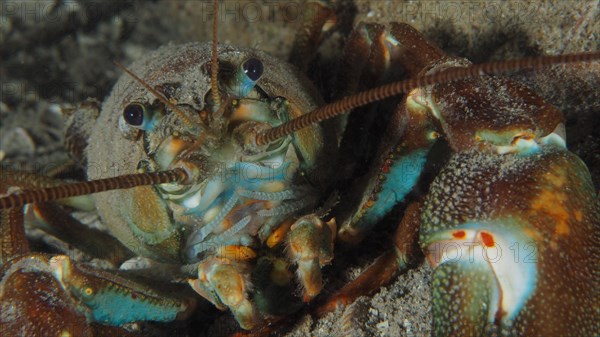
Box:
531 188 570 236
452 230 466 239
481 232 495 247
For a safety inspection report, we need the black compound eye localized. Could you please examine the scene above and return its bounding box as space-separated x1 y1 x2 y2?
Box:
123 103 145 126
242 58 264 82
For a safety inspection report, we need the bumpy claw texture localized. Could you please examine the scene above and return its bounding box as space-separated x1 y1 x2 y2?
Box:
1 255 93 337
1 254 195 335
50 255 193 326
421 147 600 336
1 198 194 335
1 253 176 336
311 21 599 337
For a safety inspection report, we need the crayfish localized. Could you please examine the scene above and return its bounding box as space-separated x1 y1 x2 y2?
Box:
1 1 598 336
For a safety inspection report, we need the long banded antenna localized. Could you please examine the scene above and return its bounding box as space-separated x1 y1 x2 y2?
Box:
0 169 188 210
256 51 600 145
210 0 222 109
113 61 194 127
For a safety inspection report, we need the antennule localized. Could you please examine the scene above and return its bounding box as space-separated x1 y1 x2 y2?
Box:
256 51 600 145
0 169 188 210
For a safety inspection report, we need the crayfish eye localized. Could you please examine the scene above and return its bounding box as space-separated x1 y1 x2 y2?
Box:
123 103 145 126
242 58 264 82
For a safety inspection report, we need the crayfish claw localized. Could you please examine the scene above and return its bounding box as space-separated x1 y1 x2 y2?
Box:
287 214 335 301
190 258 258 330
